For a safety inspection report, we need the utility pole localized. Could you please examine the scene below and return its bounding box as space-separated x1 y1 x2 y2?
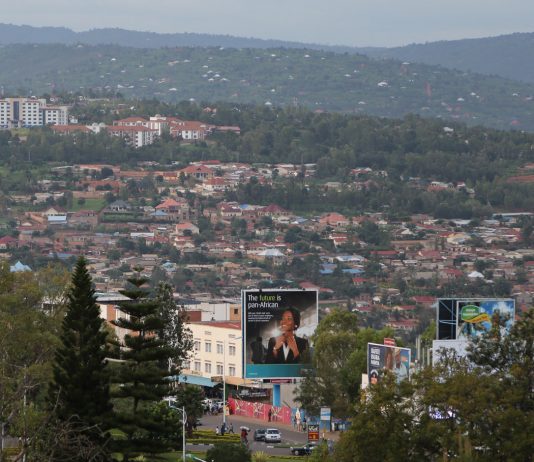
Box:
223 339 226 426
182 406 187 462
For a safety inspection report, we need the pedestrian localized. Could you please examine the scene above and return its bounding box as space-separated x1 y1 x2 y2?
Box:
293 415 297 429
268 408 272 422
221 422 226 436
296 408 302 432
229 423 234 433
215 425 220 436
240 428 248 446
302 416 307 431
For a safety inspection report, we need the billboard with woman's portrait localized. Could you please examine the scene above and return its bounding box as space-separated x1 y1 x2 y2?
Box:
242 289 318 379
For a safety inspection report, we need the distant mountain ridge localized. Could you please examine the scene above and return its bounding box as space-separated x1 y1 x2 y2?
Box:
0 23 356 53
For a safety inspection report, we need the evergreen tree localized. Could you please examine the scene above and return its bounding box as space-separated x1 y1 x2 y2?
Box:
155 281 193 374
48 257 111 457
109 270 182 461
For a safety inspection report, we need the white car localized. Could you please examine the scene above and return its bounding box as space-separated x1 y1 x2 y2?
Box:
264 428 282 443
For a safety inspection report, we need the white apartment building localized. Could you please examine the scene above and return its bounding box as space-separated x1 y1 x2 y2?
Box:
42 106 69 125
0 97 69 128
182 321 244 385
106 125 158 148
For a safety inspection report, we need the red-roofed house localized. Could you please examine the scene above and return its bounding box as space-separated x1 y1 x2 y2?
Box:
411 295 436 307
155 198 191 222
218 202 242 219
319 212 350 227
352 277 370 286
203 177 226 192
51 124 92 135
385 319 419 331
179 164 215 181
258 204 290 218
175 222 200 236
0 235 18 250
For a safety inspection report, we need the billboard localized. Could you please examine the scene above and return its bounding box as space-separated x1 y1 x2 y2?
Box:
456 299 515 340
437 298 515 340
367 343 411 384
243 289 318 379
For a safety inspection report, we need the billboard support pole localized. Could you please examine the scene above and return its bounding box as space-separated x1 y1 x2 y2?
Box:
273 384 281 407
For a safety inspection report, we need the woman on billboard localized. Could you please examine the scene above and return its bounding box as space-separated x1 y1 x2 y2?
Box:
265 308 309 364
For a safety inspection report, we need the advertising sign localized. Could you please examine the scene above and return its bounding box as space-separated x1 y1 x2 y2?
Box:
456 299 515 340
320 407 331 421
307 424 320 442
243 289 318 379
437 298 515 340
367 343 411 384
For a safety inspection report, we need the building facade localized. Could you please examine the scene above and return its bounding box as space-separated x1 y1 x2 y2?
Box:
0 98 69 128
183 321 243 383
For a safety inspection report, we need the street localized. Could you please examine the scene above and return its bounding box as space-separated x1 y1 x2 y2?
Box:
187 413 310 456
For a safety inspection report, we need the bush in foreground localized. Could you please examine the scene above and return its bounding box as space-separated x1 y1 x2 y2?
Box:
205 443 251 462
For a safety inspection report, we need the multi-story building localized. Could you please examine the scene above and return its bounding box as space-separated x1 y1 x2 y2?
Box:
0 97 69 128
42 105 69 125
182 321 243 386
106 125 158 148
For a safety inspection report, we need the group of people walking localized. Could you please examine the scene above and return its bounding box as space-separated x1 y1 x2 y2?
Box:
292 409 307 431
214 422 234 436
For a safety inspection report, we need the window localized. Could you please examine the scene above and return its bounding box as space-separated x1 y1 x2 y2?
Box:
216 364 223 375
229 365 236 376
229 344 236 356
205 342 211 353
205 362 212 374
182 360 191 370
216 343 224 354
194 361 201 372
194 340 200 352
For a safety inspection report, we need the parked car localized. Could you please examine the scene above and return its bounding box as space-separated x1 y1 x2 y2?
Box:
253 428 267 441
264 428 282 443
290 442 318 456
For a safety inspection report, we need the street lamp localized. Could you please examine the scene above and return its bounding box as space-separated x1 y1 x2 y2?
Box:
170 403 187 462
223 336 241 427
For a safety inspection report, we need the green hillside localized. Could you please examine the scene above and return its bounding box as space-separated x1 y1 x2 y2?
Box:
362 32 534 84
2 43 534 130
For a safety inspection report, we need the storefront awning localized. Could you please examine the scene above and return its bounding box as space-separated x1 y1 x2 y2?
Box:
170 374 216 388
224 376 257 387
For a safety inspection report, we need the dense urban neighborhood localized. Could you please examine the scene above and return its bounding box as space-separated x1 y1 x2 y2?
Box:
1 92 533 462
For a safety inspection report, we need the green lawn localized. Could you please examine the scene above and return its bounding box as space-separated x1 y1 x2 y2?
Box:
159 452 306 461
68 197 106 212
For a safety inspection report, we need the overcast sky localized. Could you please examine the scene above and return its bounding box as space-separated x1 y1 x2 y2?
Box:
4 0 534 47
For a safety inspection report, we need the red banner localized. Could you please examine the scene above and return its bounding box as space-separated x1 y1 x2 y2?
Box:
228 398 292 425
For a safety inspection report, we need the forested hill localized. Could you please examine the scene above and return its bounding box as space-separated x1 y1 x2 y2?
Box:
2 24 534 84
3 44 534 131
362 33 534 84
0 23 354 53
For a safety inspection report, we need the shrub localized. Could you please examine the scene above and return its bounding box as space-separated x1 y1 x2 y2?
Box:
205 443 251 462
252 451 269 462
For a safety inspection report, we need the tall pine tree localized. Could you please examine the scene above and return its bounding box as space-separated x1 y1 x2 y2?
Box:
109 270 182 461
48 257 112 448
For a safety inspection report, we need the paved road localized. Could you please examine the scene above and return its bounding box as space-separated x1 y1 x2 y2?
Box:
188 413 310 456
